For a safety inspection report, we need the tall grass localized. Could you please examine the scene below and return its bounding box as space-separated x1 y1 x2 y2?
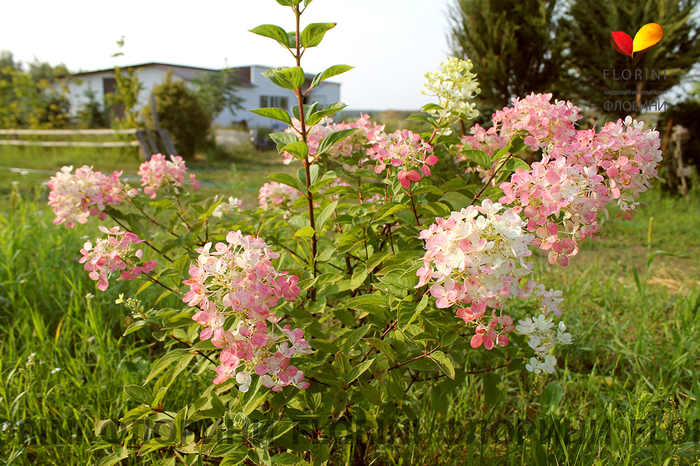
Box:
0 186 200 465
0 165 698 464
369 191 700 465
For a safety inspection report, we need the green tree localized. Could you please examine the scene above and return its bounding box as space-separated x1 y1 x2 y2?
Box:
0 51 71 129
142 71 212 159
448 0 566 121
104 66 143 129
559 0 700 119
77 87 108 129
191 67 244 122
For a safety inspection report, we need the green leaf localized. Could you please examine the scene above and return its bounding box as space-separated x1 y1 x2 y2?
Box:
337 294 390 320
306 102 348 126
121 405 153 424
406 357 440 372
366 338 396 361
268 172 302 191
398 299 422 330
249 25 291 50
300 22 336 48
294 226 315 238
430 351 456 379
503 157 531 171
309 65 353 90
346 360 374 385
242 379 268 416
507 135 526 154
135 279 153 296
145 349 189 383
173 405 188 445
411 185 444 196
263 66 305 90
272 452 304 465
98 449 129 466
308 175 337 194
422 103 443 112
249 107 292 125
540 382 565 414
280 141 309 162
316 128 357 156
406 113 438 128
308 164 320 185
350 267 368 291
221 450 248 466
316 200 338 232
366 251 391 272
270 131 298 149
461 149 492 169
123 319 149 336
372 202 409 222
123 385 153 405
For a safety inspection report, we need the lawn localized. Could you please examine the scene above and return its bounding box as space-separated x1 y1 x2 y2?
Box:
0 144 699 465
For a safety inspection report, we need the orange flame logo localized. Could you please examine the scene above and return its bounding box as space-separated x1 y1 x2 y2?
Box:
609 23 663 57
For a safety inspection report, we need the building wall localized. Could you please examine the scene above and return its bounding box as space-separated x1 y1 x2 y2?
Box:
61 64 342 129
215 66 342 129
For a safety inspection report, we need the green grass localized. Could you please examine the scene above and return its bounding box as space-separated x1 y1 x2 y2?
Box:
367 192 700 465
0 145 296 209
0 146 699 465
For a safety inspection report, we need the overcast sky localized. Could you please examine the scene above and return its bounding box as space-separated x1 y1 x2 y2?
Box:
1 0 456 110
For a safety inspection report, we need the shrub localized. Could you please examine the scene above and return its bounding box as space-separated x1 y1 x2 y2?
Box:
45 2 664 464
142 71 212 160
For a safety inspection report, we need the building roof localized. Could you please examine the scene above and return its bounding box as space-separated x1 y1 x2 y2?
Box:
70 62 252 85
68 62 340 87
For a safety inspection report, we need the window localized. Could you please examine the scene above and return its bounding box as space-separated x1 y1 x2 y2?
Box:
260 96 289 110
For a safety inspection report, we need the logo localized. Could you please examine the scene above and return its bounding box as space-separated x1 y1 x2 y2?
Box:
609 23 663 57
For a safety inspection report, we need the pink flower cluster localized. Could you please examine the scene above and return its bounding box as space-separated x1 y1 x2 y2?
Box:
281 114 385 165
470 312 514 350
138 154 200 199
464 94 662 266
416 200 567 351
48 165 137 228
79 225 156 291
258 182 302 211
182 231 309 392
367 129 438 188
416 200 538 326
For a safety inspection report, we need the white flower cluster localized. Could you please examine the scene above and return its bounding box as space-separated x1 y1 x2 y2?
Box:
516 315 572 374
418 200 535 312
423 57 481 126
212 196 243 218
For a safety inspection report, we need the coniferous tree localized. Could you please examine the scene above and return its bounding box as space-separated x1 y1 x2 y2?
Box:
558 0 700 119
448 0 566 122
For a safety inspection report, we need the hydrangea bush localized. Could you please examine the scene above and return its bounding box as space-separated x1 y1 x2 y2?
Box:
48 1 662 464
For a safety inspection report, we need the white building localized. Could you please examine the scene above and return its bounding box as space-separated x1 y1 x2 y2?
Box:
62 63 341 129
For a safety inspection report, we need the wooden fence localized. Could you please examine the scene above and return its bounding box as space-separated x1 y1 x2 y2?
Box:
0 128 177 159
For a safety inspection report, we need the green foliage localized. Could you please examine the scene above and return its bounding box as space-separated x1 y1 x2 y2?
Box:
558 0 700 118
105 66 143 129
191 67 244 120
448 0 566 119
77 86 109 129
1 180 699 465
142 71 212 159
0 50 72 129
5 1 697 465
